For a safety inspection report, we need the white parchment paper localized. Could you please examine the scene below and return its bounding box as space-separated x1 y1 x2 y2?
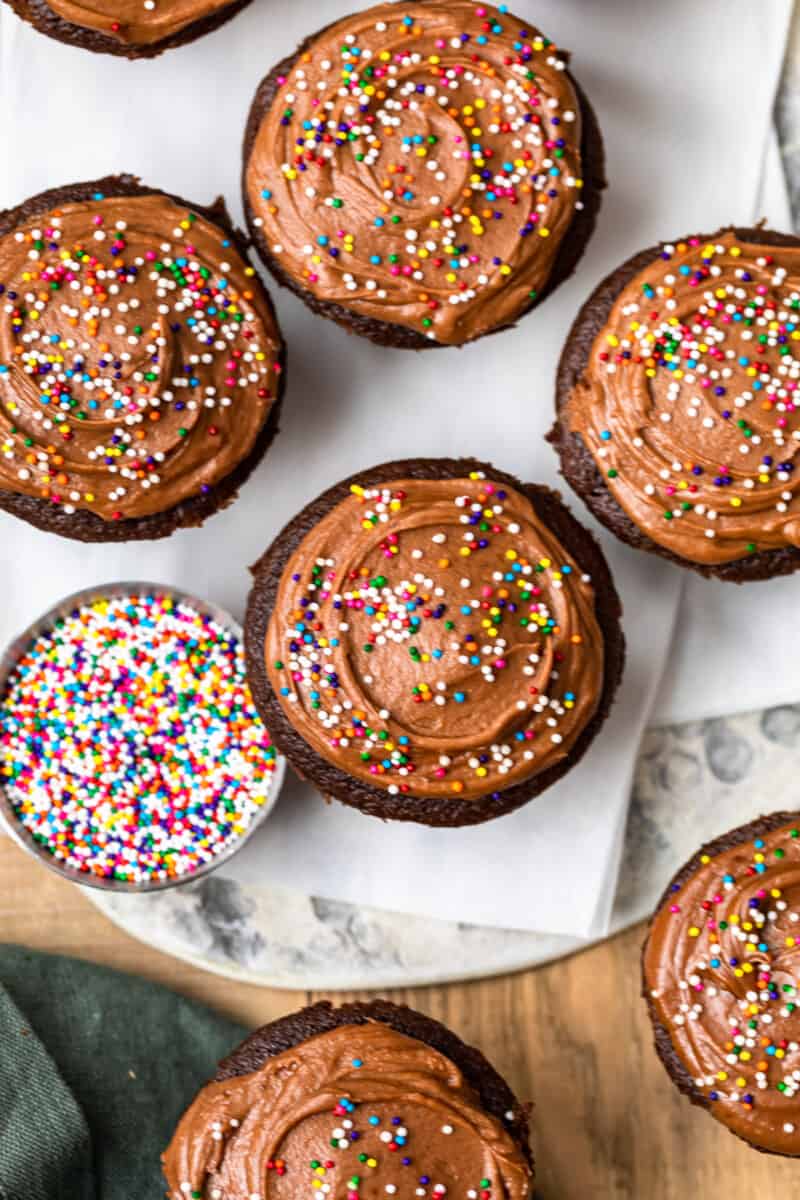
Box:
0 0 792 936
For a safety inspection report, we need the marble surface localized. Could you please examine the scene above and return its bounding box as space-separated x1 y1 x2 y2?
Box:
89 699 800 988
88 15 800 990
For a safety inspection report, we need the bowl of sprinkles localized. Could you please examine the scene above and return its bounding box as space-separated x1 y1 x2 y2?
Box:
0 583 285 891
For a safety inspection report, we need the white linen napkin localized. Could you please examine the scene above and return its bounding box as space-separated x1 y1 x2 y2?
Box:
0 0 792 936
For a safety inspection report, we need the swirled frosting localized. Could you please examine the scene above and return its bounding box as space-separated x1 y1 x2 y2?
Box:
568 232 800 565
162 1022 533 1200
265 471 604 802
43 0 238 45
0 191 282 522
245 1 585 346
644 818 800 1155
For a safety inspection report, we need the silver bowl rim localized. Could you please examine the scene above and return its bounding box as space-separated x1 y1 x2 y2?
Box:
0 579 286 894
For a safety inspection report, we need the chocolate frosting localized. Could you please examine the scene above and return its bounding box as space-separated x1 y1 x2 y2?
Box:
265 472 604 802
245 1 584 346
43 0 235 43
644 817 800 1155
0 191 281 521
568 231 800 565
162 1022 532 1199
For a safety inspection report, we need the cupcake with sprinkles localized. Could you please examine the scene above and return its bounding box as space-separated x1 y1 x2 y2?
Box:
245 457 625 827
643 811 800 1156
242 1 605 349
0 175 285 541
162 998 534 1198
552 227 800 580
0 586 283 889
2 0 253 58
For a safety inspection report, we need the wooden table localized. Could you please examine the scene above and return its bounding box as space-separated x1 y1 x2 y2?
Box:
1 836 793 1198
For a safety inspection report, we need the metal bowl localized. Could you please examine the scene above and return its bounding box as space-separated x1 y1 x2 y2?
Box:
0 580 286 893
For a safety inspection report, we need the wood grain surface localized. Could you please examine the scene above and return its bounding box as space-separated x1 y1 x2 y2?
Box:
0 834 793 1197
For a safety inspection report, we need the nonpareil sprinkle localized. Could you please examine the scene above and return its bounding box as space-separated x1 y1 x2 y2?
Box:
0 592 278 884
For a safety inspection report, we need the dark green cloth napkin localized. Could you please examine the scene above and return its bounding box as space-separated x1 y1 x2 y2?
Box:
0 945 246 1200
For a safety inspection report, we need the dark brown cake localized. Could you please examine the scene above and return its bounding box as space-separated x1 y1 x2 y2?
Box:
163 999 535 1197
245 457 625 827
0 175 285 542
552 227 800 581
2 0 252 58
242 1 606 350
642 811 800 1157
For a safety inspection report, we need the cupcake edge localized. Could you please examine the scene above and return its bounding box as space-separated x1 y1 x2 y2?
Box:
0 174 286 543
641 809 800 1158
2 0 253 58
240 14 607 350
550 225 800 582
206 998 534 1173
244 456 626 827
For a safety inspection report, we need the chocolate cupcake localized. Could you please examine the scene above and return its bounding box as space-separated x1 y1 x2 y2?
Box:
642 811 800 1156
242 1 605 349
162 999 534 1198
0 175 285 542
2 0 252 57
552 228 800 581
245 458 625 827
